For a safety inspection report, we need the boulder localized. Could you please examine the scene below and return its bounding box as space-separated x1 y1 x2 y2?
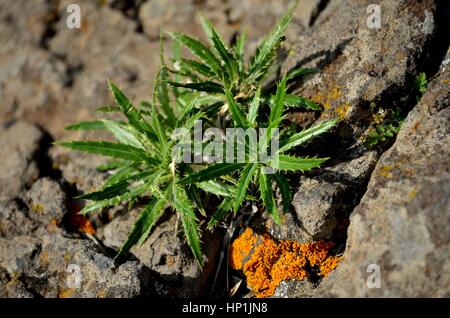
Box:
0 121 45 200
102 211 221 297
0 233 150 298
25 177 68 224
286 52 450 297
0 199 39 239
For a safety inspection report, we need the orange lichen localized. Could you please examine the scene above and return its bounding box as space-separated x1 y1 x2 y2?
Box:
66 201 96 235
68 213 96 235
230 228 341 298
318 256 341 276
229 228 260 270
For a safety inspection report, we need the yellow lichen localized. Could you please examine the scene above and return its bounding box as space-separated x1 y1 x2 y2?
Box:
230 228 341 298
31 203 44 214
334 102 350 120
379 165 394 178
408 187 418 200
96 289 107 298
58 288 76 298
311 86 350 120
39 251 50 266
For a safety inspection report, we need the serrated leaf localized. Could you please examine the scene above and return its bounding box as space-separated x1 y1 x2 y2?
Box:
259 169 280 224
233 32 246 74
149 104 168 151
284 94 321 110
207 197 233 229
57 141 160 164
234 163 258 213
96 160 125 172
286 67 317 82
196 180 236 197
155 67 177 127
247 86 261 127
78 171 152 201
65 121 106 131
186 185 207 217
183 111 205 131
178 58 216 78
101 120 143 149
103 164 137 187
272 173 291 213
247 0 298 82
168 32 222 77
80 182 149 214
224 86 248 128
179 163 244 185
199 14 214 40
96 106 121 113
210 26 239 84
177 95 199 127
172 183 203 266
278 119 337 153
168 80 224 94
270 154 328 172
268 75 287 129
108 81 157 142
115 198 167 260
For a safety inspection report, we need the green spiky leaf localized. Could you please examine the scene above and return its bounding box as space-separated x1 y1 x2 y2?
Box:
173 183 203 266
270 154 328 172
279 119 337 153
179 163 244 185
115 198 167 260
234 163 258 213
259 169 280 224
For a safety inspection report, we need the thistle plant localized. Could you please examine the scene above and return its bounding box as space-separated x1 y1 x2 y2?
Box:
58 0 338 266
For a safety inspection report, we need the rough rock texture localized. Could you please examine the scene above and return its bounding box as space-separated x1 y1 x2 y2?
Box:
284 0 439 130
0 233 150 298
0 0 52 47
269 0 445 245
0 121 45 200
269 140 381 243
25 177 68 224
0 267 35 298
0 200 39 239
139 0 230 40
102 211 222 297
1 0 449 298
282 55 450 298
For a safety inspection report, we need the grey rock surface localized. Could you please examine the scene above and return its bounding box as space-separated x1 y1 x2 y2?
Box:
269 146 380 243
25 177 68 224
282 54 450 298
0 199 39 239
0 267 35 298
0 121 45 200
0 0 448 299
0 233 150 298
102 212 221 297
283 0 439 132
